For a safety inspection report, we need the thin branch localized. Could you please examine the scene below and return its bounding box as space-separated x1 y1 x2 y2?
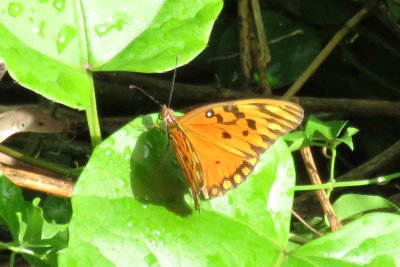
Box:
295 139 400 205
283 7 369 100
238 0 252 84
106 73 400 116
250 0 271 95
0 163 73 198
300 146 342 231
292 210 323 237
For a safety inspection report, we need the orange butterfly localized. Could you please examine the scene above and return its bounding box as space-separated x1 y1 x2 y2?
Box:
160 99 304 210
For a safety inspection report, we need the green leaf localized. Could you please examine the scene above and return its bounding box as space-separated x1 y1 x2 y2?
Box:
302 115 359 150
42 196 72 224
286 213 400 266
0 173 26 240
23 198 44 243
304 115 348 141
333 194 400 222
99 0 224 72
388 0 400 21
334 127 359 150
0 0 223 108
283 131 310 151
0 175 68 267
59 113 298 266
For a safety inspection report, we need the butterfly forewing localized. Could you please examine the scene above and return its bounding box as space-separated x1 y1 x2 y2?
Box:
161 99 304 210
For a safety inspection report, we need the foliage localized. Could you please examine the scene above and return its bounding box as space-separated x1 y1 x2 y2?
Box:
0 0 400 266
0 175 69 266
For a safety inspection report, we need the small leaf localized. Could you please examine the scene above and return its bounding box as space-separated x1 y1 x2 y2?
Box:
42 196 72 224
333 194 400 222
0 174 26 240
304 115 348 141
283 131 310 151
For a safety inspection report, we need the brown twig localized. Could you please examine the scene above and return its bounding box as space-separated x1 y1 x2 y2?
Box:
298 97 400 116
237 0 271 94
238 0 252 84
283 7 370 100
373 0 400 41
295 139 400 206
249 0 271 95
292 210 323 237
105 73 400 116
300 146 342 231
337 139 400 181
0 163 73 198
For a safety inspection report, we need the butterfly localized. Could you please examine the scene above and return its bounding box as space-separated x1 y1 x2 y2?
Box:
160 99 304 210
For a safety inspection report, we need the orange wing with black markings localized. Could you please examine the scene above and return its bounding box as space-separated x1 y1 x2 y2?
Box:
160 99 304 210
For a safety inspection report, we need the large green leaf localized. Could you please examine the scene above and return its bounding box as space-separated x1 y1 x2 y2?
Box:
286 213 400 266
58 114 400 266
0 0 222 109
59 113 297 266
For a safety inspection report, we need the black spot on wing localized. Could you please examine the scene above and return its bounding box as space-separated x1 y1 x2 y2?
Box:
246 119 257 130
223 105 239 113
222 132 231 139
250 144 266 155
234 112 245 119
215 114 223 123
261 134 274 143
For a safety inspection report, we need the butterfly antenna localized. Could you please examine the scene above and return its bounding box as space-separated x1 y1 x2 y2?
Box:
129 85 162 107
167 56 179 108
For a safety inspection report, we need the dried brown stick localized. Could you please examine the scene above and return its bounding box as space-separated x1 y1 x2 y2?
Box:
300 146 342 231
292 210 323 237
114 73 400 116
295 139 400 206
298 97 400 116
249 0 271 95
0 163 73 198
373 1 400 41
238 0 252 83
283 7 369 99
337 139 400 181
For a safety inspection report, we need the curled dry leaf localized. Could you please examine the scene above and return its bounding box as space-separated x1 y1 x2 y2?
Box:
0 105 67 143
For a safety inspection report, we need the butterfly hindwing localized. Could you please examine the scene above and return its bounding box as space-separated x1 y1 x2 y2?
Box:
167 127 203 210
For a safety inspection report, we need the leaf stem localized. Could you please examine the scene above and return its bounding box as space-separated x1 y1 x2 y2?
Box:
0 144 75 177
294 172 400 191
327 146 337 197
85 76 102 146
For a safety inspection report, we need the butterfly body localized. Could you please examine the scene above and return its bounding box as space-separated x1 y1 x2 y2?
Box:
160 99 304 210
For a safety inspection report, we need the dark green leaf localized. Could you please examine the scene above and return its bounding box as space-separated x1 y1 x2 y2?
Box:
0 174 26 240
42 196 72 224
